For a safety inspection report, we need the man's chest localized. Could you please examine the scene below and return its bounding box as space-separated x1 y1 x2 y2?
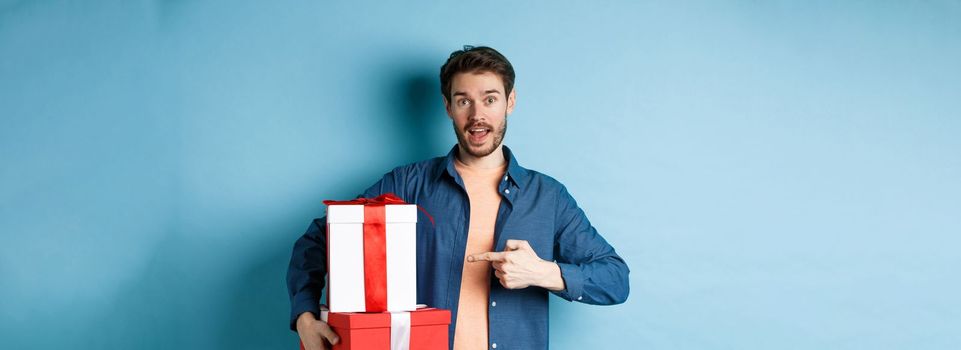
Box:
413 181 557 261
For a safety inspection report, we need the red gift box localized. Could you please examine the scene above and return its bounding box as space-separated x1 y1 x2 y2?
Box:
301 307 450 350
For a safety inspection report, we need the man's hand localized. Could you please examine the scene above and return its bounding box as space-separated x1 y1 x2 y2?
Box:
296 312 340 350
468 239 566 291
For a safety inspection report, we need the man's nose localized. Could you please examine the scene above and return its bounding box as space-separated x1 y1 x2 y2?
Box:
467 104 482 121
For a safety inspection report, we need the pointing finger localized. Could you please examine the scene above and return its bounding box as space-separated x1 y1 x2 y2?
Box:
468 251 506 262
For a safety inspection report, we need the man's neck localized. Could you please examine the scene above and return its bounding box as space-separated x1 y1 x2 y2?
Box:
456 144 507 169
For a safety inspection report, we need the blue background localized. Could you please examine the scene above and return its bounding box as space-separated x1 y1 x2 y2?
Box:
2 1 959 349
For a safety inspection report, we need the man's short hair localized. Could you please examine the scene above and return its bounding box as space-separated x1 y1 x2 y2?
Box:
440 45 516 103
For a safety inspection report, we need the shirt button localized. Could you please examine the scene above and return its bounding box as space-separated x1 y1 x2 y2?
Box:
492 343 497 349
503 175 508 181
491 301 497 307
504 189 510 194
577 296 583 301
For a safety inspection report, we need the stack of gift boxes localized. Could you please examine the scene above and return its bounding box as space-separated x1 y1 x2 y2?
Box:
304 194 450 350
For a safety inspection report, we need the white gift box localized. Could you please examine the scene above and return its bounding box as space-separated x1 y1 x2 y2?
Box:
326 203 417 313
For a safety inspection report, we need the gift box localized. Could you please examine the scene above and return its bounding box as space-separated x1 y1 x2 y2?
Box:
309 306 451 350
324 194 417 313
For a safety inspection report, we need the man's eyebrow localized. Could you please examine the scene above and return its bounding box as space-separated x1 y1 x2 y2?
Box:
452 90 503 97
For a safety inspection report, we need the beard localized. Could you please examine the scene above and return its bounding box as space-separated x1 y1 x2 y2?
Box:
453 117 508 158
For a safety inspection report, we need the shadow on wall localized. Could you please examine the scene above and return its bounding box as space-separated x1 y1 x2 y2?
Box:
77 53 449 349
217 223 311 349
79 57 450 349
216 58 449 348
384 55 452 166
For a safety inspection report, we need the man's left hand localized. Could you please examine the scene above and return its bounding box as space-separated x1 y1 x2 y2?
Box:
468 239 566 291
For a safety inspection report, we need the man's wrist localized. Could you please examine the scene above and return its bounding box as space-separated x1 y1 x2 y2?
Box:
297 312 317 328
538 260 566 291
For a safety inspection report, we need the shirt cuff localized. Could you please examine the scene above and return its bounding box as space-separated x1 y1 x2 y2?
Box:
289 292 321 331
551 262 585 302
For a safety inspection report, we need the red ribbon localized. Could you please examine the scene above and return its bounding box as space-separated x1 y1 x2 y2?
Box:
324 193 433 312
362 204 388 311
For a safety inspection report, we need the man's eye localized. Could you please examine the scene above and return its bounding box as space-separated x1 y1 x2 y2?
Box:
458 99 470 106
486 97 496 104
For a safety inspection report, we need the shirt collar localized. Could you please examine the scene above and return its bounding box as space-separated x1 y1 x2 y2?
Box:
436 144 529 188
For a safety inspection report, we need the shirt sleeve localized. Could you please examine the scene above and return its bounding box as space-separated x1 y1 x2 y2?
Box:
550 184 630 305
286 217 327 331
285 167 408 331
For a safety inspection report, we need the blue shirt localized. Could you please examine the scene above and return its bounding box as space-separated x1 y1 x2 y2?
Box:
287 145 630 349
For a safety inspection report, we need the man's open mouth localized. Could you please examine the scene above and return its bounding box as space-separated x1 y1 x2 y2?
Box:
467 126 491 143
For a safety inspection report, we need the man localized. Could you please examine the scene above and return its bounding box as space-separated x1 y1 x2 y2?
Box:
287 46 630 350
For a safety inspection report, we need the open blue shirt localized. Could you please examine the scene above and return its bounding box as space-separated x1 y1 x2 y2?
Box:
287 145 630 349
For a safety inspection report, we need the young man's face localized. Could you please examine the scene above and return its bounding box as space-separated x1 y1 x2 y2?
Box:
444 71 516 158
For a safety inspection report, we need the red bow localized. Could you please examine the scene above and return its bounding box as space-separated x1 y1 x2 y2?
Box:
324 193 435 226
323 193 408 206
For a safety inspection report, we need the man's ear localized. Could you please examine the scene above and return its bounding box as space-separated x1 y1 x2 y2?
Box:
506 89 517 115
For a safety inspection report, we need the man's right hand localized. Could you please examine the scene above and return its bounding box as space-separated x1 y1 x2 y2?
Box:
296 312 340 350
